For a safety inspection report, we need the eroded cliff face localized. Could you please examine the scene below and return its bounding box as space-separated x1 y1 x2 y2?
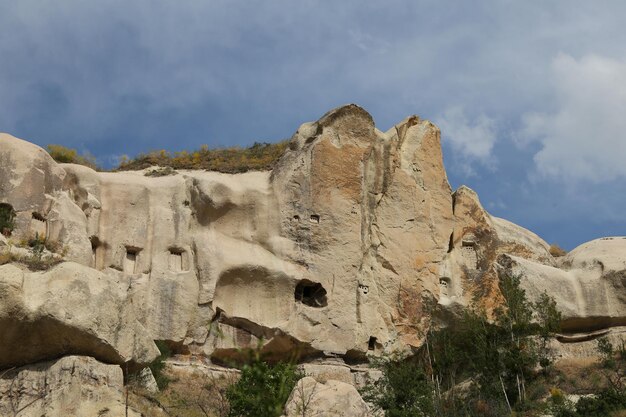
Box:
0 105 457 365
1 104 625 414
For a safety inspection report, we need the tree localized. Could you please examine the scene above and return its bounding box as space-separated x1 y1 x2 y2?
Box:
361 358 435 417
422 271 562 416
226 359 302 417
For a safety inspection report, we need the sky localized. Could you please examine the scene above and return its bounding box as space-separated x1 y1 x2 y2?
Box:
0 1 625 250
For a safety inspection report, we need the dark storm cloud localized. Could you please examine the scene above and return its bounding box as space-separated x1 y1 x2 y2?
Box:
1 0 625 248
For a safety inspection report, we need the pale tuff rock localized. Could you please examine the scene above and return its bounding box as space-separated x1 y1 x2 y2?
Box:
0 133 65 218
283 376 372 417
0 105 458 364
272 106 454 354
134 367 159 394
437 185 554 314
0 355 139 417
501 237 626 333
1 105 626 410
0 262 158 369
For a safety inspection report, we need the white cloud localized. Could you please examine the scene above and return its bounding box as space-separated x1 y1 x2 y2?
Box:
520 53 626 183
436 106 497 163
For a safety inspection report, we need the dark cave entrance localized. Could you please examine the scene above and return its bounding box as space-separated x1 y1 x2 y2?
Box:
295 280 328 308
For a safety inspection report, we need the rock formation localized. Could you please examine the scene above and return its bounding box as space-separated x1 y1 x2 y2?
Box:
282 376 372 417
0 356 139 417
1 104 624 414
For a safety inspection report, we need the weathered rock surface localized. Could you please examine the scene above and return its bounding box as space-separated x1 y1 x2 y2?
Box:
0 105 460 364
501 237 626 333
1 104 626 412
283 376 372 417
0 262 158 369
437 186 554 315
0 355 140 417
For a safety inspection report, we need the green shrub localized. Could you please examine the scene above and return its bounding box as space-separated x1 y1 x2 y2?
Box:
47 144 99 170
361 358 434 417
0 204 15 236
149 341 172 390
28 232 46 258
574 390 626 417
360 271 563 417
226 359 302 417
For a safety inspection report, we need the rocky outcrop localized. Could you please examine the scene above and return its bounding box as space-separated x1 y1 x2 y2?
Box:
1 104 625 412
501 237 626 333
437 186 554 316
0 262 158 369
0 356 139 417
0 105 459 364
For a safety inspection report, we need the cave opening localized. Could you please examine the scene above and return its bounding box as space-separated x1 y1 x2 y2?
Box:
368 336 377 351
168 247 187 272
31 212 46 221
124 246 141 274
90 236 103 270
295 280 328 307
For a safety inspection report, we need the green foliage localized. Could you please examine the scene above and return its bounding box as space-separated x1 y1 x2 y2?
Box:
28 232 46 259
150 341 172 390
117 141 290 174
553 389 626 417
0 204 15 236
361 358 434 417
572 390 626 417
226 359 302 417
548 387 576 417
429 273 560 415
534 291 562 368
549 337 626 416
47 144 99 170
363 271 562 417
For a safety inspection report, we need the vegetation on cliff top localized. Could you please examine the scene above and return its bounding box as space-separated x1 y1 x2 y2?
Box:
117 141 290 173
46 144 99 170
45 141 290 173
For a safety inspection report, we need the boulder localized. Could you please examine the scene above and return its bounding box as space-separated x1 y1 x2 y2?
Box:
0 262 158 369
0 355 139 417
283 376 372 417
0 133 65 213
134 367 159 394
